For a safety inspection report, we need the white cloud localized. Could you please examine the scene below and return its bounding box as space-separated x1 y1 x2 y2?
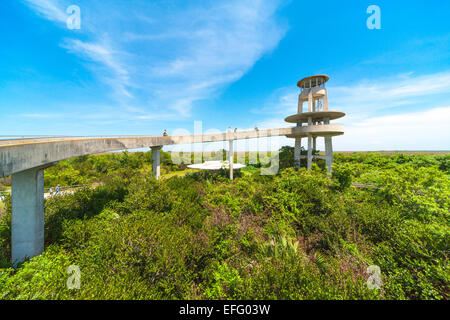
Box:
61 39 132 99
331 71 450 114
21 113 64 119
259 72 450 150
255 106 450 151
24 0 287 119
256 87 298 115
23 0 68 24
338 107 450 150
262 71 450 117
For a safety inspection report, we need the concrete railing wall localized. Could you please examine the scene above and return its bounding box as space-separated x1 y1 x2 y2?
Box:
0 125 344 178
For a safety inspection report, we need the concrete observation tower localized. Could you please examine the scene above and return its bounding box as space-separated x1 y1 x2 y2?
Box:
285 75 345 173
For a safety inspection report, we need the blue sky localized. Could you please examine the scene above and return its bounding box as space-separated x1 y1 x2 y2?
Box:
0 0 449 150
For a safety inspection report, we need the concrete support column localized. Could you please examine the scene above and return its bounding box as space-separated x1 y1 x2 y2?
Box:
294 137 301 170
152 146 161 179
12 167 45 265
307 135 312 169
308 90 313 112
323 91 329 111
297 94 303 114
229 140 234 180
313 137 317 151
325 136 333 174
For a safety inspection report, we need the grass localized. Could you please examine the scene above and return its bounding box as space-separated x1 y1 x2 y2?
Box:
161 168 199 179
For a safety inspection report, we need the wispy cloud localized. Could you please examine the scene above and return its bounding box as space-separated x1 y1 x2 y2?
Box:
21 113 65 119
61 38 132 99
259 71 450 150
23 0 287 119
261 71 450 118
23 0 69 24
338 106 450 150
255 87 298 116
331 71 450 114
256 106 450 151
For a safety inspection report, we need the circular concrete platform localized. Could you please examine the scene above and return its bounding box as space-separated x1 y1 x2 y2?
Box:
188 160 245 170
297 75 329 88
285 124 345 138
285 111 345 123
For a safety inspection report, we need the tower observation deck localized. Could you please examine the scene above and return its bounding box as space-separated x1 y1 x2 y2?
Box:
285 75 345 173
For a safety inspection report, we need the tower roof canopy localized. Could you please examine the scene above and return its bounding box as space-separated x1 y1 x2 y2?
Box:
297 75 329 88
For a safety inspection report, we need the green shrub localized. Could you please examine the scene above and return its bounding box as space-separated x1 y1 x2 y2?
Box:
0 150 447 300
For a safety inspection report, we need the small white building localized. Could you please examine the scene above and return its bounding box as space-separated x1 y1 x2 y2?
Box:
187 160 245 171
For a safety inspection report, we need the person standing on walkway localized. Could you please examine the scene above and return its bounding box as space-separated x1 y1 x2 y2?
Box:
55 184 60 196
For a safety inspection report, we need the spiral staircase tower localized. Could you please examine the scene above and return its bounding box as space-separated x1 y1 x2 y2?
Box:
285 75 345 174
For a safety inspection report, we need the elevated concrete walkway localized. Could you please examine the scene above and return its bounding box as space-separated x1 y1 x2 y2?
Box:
0 126 321 264
0 126 343 177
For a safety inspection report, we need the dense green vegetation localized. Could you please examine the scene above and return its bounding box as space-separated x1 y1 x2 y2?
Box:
0 150 448 299
0 150 270 189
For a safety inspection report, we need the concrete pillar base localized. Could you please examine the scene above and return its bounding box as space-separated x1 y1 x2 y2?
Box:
152 146 161 179
294 138 301 170
229 140 234 180
11 167 45 265
325 136 333 174
307 135 312 169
